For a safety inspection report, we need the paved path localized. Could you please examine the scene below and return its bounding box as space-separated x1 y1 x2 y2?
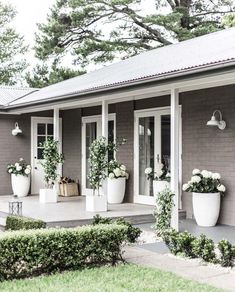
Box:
124 246 235 291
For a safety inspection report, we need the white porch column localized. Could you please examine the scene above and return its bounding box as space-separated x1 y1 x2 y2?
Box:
102 100 108 139
170 88 179 230
53 108 60 141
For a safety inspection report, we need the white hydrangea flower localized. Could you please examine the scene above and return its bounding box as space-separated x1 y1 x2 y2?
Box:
120 165 126 171
182 183 189 191
155 163 164 171
8 169 13 173
212 173 221 180
217 184 226 192
109 173 115 179
113 168 121 177
15 162 19 167
26 165 31 169
201 170 211 178
192 168 200 175
155 170 163 178
19 158 24 161
191 175 201 183
25 168 31 175
166 172 171 178
120 170 126 177
125 173 129 179
144 167 152 175
16 165 22 171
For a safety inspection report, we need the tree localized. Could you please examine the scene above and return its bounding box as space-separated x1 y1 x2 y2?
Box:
25 62 85 88
0 2 28 85
223 13 235 27
35 0 235 68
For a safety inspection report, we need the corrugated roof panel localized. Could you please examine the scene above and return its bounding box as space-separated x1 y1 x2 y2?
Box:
0 87 38 106
8 27 235 106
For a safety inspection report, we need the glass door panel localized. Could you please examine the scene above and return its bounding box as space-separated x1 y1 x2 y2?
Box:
139 116 155 197
161 114 171 169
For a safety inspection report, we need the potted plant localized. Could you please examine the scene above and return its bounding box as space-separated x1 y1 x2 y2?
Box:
39 139 64 203
87 137 108 212
145 163 170 197
107 160 129 204
7 158 31 197
183 169 226 227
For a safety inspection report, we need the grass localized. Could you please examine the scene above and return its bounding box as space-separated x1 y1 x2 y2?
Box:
0 264 222 292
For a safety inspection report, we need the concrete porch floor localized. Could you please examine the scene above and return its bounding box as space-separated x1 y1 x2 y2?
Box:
0 195 155 227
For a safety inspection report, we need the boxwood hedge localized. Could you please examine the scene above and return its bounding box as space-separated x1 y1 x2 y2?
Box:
0 224 128 281
5 215 46 231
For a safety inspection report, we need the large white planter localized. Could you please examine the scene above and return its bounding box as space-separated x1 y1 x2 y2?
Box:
86 194 107 212
39 188 57 203
192 192 221 227
107 177 126 204
11 174 30 197
153 180 170 197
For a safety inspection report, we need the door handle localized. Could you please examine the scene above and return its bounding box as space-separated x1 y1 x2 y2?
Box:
34 167 38 170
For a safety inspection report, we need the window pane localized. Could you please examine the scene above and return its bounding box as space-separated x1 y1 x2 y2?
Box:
37 124 46 135
108 120 114 161
161 115 171 169
37 148 44 160
86 122 97 188
139 117 154 196
37 136 46 147
47 124 53 135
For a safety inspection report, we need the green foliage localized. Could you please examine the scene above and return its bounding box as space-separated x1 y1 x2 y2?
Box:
176 231 197 258
223 13 235 27
192 235 217 263
0 2 28 85
40 139 64 187
5 216 46 231
0 224 128 281
92 215 141 243
218 239 235 267
154 188 175 236
162 228 180 255
35 0 234 68
25 62 85 88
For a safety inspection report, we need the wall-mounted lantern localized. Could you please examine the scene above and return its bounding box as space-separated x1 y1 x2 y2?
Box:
12 122 22 136
207 110 226 130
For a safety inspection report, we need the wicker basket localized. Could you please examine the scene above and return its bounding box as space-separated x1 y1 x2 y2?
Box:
60 183 79 197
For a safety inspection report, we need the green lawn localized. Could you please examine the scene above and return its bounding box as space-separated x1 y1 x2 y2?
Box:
0 264 222 292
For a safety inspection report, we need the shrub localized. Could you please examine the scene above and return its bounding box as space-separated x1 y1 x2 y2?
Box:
177 231 197 258
162 229 180 255
192 234 216 263
154 188 174 236
218 239 235 267
5 215 46 231
0 224 128 281
92 215 141 243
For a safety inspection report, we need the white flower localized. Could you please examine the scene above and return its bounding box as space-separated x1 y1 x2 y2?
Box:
120 165 126 171
212 173 221 180
120 170 126 177
145 167 152 175
201 170 212 178
192 169 200 175
8 169 13 173
125 173 129 179
155 170 163 178
25 168 31 175
19 158 24 161
26 165 31 169
217 184 226 192
191 175 201 183
113 168 121 177
155 163 164 171
166 172 171 178
15 162 19 167
16 165 22 171
182 183 189 191
109 173 115 179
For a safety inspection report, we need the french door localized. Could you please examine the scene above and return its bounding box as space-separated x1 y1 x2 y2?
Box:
81 114 116 195
134 108 181 205
31 117 62 194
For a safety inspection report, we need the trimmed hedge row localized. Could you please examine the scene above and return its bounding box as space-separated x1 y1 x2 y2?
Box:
5 215 46 231
0 224 128 281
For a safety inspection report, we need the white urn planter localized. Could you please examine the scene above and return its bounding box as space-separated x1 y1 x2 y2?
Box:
153 180 170 197
107 177 126 204
39 187 57 203
11 174 30 197
86 193 107 212
192 192 221 227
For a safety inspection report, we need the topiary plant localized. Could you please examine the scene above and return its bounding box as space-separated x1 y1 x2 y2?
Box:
192 234 217 263
218 239 235 267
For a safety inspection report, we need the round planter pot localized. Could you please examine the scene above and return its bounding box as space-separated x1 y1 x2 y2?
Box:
11 174 30 197
107 177 126 204
153 180 170 197
192 192 221 227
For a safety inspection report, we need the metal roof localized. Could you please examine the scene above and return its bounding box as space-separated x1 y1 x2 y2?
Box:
0 86 38 106
7 27 235 107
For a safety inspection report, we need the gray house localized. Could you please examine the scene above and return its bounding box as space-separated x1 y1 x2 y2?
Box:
1 28 235 227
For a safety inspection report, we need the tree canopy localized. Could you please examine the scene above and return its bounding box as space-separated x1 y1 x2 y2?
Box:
35 0 235 68
25 62 84 88
0 2 28 85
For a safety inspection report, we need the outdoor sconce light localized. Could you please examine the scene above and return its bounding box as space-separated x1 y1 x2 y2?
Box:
12 122 22 136
207 110 226 130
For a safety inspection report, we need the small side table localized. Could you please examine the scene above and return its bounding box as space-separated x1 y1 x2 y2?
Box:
9 200 22 216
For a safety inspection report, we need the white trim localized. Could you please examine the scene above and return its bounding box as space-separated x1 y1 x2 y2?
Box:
31 116 62 194
81 113 116 196
134 106 182 206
